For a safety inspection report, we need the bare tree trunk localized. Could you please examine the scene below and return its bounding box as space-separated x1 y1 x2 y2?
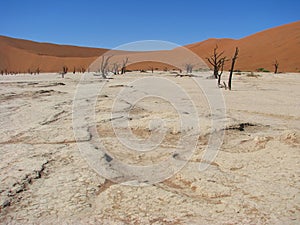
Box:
121 57 129 74
223 81 227 90
214 68 218 79
185 64 194 74
273 59 279 74
112 63 119 75
228 47 239 90
217 58 225 86
149 66 154 73
62 66 68 78
217 74 221 86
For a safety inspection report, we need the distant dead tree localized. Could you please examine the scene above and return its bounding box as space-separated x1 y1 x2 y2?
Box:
121 57 129 74
228 47 239 91
217 58 226 86
206 45 227 79
149 66 154 73
273 59 279 74
185 63 194 74
100 55 113 78
112 63 120 75
36 67 40 75
222 81 227 90
73 67 76 74
61 66 68 78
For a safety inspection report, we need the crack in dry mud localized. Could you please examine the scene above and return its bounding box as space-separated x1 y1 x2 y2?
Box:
1 160 51 211
0 72 299 223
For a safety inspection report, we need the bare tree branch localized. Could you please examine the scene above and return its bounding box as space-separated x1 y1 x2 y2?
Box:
60 66 68 78
121 57 129 74
112 63 119 75
100 55 113 78
273 59 279 74
185 63 194 74
206 45 227 79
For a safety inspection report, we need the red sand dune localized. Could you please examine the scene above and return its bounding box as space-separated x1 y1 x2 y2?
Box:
89 47 209 72
186 21 300 72
0 21 299 73
0 35 107 73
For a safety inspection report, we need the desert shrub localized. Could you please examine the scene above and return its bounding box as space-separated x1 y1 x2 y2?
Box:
257 68 270 72
247 72 261 78
196 68 210 72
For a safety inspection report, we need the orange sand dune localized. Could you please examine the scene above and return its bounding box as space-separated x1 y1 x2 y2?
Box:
89 47 208 72
126 61 179 71
0 36 105 73
186 21 300 72
0 21 299 73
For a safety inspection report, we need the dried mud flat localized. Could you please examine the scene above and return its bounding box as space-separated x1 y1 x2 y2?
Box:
0 72 299 224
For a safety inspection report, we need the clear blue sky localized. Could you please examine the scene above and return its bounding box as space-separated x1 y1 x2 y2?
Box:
1 0 299 49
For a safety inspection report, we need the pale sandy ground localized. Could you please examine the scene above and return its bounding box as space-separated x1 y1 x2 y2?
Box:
0 71 299 224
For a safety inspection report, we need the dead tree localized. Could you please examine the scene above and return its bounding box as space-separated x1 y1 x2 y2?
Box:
36 67 40 75
185 63 194 74
81 67 86 73
206 45 226 79
63 66 68 74
121 57 129 74
149 66 154 73
222 81 227 90
100 55 112 78
61 66 68 78
112 63 119 75
228 47 239 91
273 59 279 74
